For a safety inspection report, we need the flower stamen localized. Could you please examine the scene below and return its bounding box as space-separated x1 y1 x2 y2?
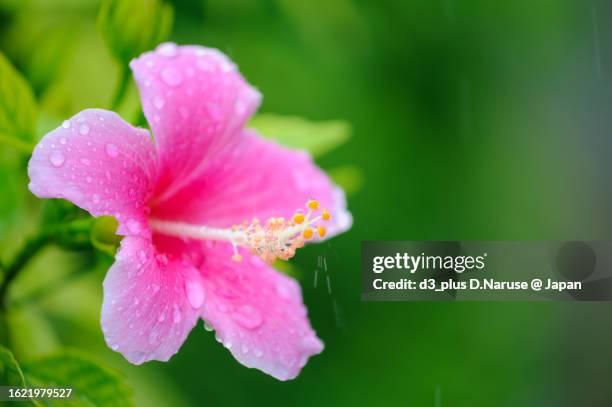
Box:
149 199 331 263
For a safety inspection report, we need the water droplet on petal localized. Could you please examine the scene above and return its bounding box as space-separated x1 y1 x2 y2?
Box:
129 351 146 364
196 59 213 71
173 305 182 323
232 305 263 330
241 344 249 354
153 96 165 109
61 120 71 129
157 42 178 58
59 137 67 145
105 143 119 157
79 124 90 135
160 67 182 86
126 219 142 234
184 278 205 309
204 321 214 331
254 348 263 358
80 158 91 166
49 150 65 167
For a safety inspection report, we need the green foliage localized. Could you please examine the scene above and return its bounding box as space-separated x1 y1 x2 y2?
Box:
23 26 76 96
90 216 121 256
22 351 134 406
250 113 351 158
7 307 60 361
0 345 26 386
98 0 174 64
328 165 363 196
0 50 37 147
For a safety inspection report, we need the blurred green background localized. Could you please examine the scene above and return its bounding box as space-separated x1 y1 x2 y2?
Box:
1 0 611 405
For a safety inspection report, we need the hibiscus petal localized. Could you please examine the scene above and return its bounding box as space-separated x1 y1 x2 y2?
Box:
130 43 261 201
152 130 352 239
28 109 157 237
101 236 204 364
199 243 324 381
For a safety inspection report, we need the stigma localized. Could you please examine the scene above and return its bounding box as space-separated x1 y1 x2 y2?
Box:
149 200 332 264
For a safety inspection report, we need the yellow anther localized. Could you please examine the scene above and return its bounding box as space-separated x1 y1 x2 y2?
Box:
321 209 331 221
307 200 320 210
292 213 305 224
303 227 314 240
317 225 327 238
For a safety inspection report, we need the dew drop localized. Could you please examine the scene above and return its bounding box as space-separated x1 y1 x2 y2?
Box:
61 120 71 129
153 96 165 109
79 124 90 135
232 305 263 330
80 158 91 166
254 348 263 358
196 59 213 72
129 351 146 364
126 219 142 234
59 137 67 145
157 42 178 58
204 321 214 332
241 344 249 354
184 278 205 309
49 150 65 167
160 67 182 86
173 306 182 323
105 143 119 157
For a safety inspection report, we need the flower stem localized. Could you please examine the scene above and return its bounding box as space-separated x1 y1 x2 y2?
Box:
110 65 131 110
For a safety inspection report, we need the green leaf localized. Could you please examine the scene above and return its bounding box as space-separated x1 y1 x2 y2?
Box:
328 165 364 196
249 114 351 157
22 350 134 407
98 0 174 64
0 345 26 386
0 51 37 146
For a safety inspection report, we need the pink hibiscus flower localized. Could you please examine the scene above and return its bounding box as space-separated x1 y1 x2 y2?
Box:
27 43 352 380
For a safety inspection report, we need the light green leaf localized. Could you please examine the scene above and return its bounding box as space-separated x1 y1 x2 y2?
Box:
0 345 26 386
249 114 351 157
7 306 60 361
98 0 174 64
0 51 37 146
22 350 134 407
328 165 364 196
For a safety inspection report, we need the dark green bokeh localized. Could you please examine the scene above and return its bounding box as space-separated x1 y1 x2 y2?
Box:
1 0 611 405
